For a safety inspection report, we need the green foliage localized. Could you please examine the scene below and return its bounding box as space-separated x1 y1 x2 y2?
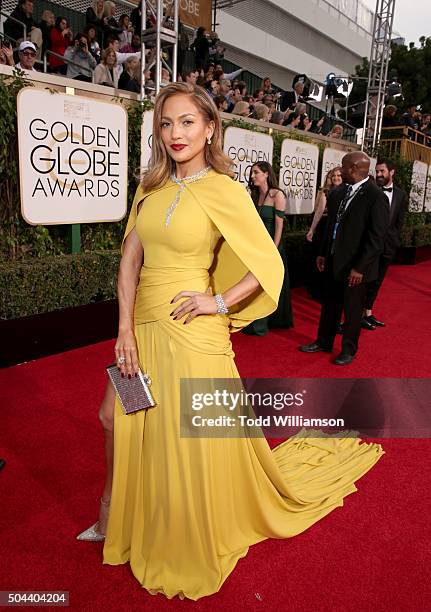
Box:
0 78 153 260
0 70 36 259
400 225 415 247
414 223 431 246
0 251 120 319
352 38 431 112
1 73 430 320
388 40 431 109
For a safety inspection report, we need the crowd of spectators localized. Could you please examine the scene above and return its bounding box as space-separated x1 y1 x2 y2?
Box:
382 103 431 146
181 64 344 137
2 0 149 93
1 2 346 138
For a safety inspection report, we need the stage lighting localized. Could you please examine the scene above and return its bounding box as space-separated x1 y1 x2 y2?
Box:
325 73 338 98
308 82 324 102
336 78 353 98
387 79 402 98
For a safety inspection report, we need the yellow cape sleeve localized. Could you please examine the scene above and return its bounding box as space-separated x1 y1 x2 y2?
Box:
188 173 284 332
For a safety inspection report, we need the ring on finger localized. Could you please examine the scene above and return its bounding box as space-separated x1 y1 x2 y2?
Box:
118 356 126 364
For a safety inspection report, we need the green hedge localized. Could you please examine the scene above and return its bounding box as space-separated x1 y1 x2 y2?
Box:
413 223 431 247
0 252 120 320
1 73 430 321
0 236 312 320
3 224 429 320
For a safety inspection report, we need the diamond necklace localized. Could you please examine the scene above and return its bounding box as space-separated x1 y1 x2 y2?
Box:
165 165 211 227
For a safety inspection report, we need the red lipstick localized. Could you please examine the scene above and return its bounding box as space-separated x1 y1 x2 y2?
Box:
171 144 187 151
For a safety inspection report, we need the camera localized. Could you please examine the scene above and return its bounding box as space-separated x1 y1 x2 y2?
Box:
78 41 86 49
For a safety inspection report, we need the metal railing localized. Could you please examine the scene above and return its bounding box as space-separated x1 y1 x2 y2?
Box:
380 126 431 165
43 49 93 79
0 9 27 43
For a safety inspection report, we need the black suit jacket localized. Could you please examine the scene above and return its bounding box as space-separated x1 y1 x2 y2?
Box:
319 180 390 282
382 185 407 258
280 91 305 112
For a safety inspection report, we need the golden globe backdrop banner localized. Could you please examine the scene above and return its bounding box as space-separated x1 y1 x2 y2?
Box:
140 110 154 172
409 159 427 212
133 0 211 30
223 126 274 186
369 156 377 177
320 147 346 186
279 139 319 214
17 89 128 225
424 165 431 212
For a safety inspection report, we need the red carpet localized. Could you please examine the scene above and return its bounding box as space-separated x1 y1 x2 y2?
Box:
1 260 431 611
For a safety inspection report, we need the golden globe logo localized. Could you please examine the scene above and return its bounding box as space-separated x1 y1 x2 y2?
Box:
279 139 319 213
29 119 121 198
17 89 127 225
179 0 200 17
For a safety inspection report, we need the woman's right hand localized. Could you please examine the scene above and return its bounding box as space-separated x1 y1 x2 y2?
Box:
306 229 314 242
115 329 139 378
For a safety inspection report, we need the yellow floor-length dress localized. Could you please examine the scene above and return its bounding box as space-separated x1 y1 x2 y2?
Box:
103 170 384 600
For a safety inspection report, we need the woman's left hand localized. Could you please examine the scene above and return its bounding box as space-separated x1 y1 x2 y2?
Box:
170 290 218 324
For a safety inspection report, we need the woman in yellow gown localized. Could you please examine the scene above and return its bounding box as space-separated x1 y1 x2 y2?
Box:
78 83 384 601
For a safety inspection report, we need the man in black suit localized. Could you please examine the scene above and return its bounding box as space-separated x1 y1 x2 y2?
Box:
280 80 306 112
299 152 390 365
362 158 407 329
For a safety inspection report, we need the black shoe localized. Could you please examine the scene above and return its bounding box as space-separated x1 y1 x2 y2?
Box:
366 314 385 327
336 322 344 334
334 352 355 365
361 318 376 330
299 342 332 353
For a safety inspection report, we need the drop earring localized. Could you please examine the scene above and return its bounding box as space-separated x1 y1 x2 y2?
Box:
207 136 212 145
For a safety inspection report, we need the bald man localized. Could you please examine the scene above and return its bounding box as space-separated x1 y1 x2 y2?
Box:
300 151 390 365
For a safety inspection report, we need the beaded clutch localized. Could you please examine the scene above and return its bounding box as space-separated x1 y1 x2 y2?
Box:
106 364 156 414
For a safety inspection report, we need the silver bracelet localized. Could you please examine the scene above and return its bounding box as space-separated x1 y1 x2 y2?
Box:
214 293 229 314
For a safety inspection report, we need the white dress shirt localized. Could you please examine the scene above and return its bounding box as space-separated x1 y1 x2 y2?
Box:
343 176 370 212
382 182 394 208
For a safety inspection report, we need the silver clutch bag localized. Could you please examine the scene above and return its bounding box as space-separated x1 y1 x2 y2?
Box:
106 364 156 414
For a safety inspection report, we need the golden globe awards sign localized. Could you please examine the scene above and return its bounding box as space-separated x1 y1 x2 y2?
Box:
409 159 427 212
17 89 128 225
369 156 377 177
176 0 211 30
223 126 274 186
279 139 319 214
424 165 431 213
140 110 154 172
138 0 211 30
321 147 346 186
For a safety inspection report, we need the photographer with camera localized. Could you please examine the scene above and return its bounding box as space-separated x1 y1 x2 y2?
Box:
64 32 97 82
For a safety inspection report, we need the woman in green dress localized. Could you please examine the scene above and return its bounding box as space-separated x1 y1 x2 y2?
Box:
242 161 294 335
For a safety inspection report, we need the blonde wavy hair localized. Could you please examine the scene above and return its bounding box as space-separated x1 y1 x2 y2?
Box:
93 0 105 19
103 1 115 18
101 47 117 66
232 100 250 116
322 165 342 192
141 82 234 192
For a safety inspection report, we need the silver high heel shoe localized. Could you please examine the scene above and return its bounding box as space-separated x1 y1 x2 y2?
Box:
76 497 110 541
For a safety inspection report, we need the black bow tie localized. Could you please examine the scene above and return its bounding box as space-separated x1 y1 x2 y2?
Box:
382 187 393 192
